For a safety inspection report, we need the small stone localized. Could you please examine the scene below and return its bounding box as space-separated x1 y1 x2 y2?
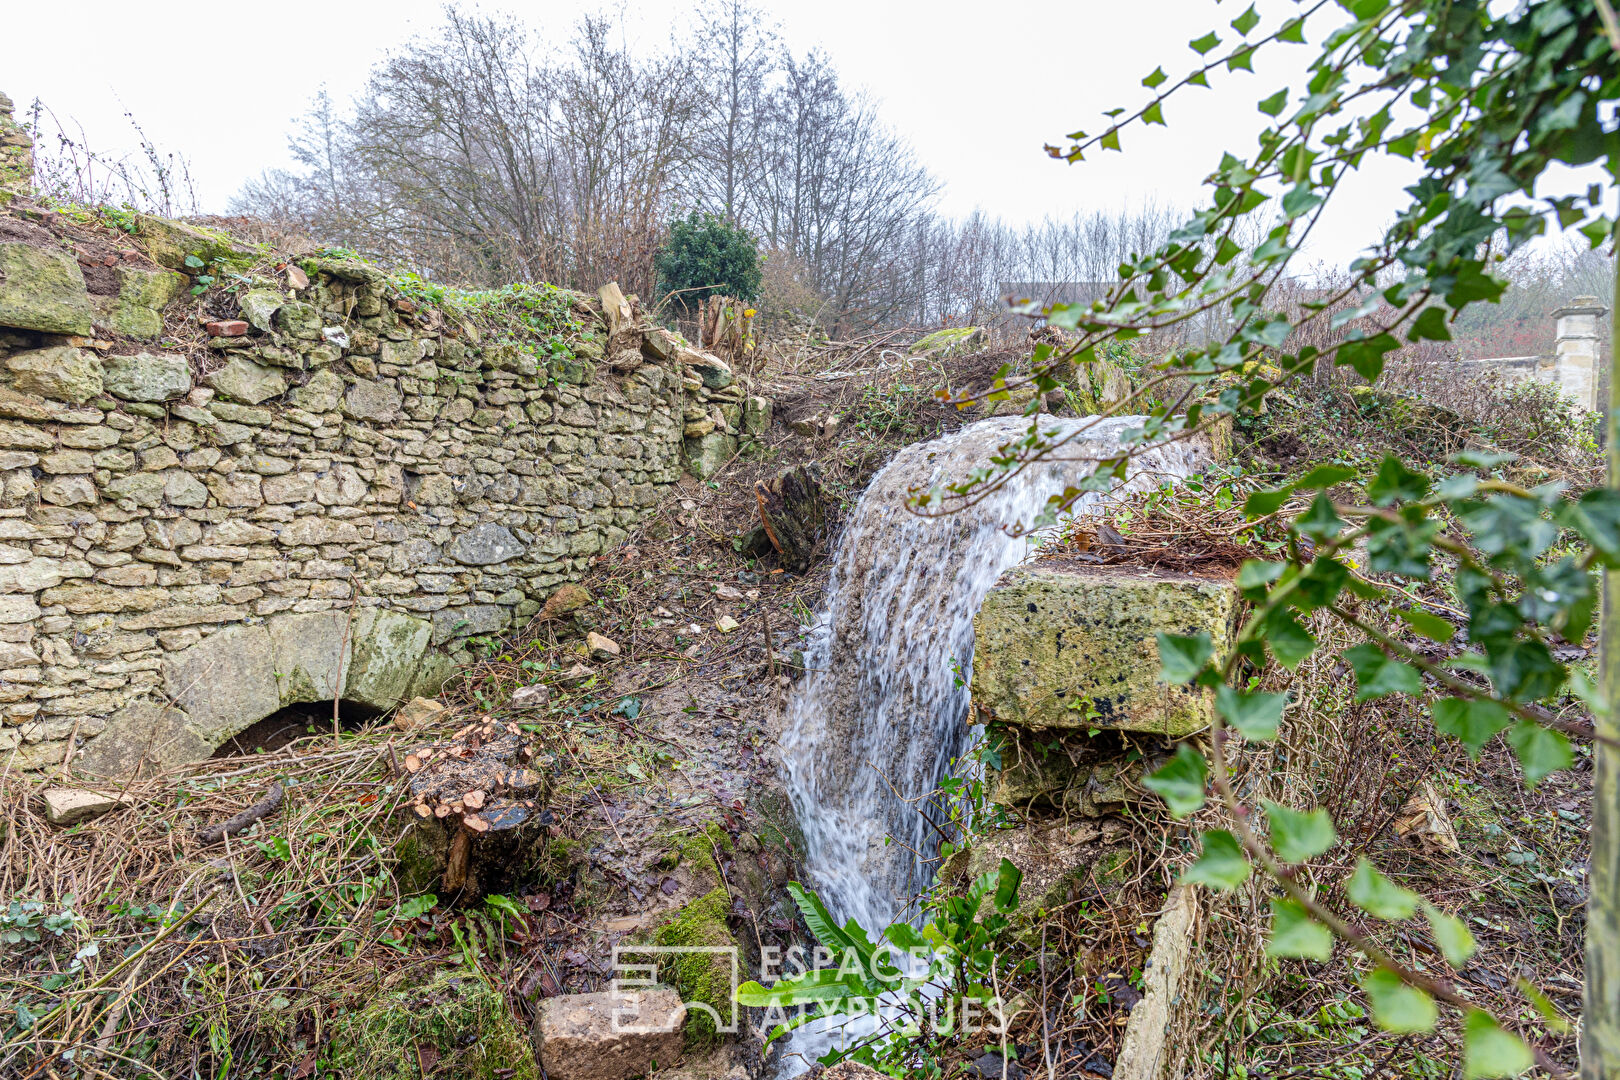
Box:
540 583 592 620
43 788 134 826
510 683 551 709
586 632 620 660
714 585 743 601
715 615 740 633
236 289 283 333
558 662 594 686
532 988 685 1080
393 696 446 732
205 320 248 337
742 395 772 435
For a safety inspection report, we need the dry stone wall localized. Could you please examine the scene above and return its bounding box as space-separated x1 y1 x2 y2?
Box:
0 194 767 777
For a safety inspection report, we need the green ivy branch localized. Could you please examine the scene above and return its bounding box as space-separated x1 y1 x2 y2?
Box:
893 0 1620 1075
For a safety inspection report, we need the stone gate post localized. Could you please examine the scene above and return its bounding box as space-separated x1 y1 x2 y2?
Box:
1552 295 1607 411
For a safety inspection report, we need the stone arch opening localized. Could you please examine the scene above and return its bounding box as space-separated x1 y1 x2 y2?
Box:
211 699 385 758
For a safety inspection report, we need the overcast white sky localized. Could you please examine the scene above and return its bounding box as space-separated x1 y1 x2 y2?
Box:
1 0 1559 270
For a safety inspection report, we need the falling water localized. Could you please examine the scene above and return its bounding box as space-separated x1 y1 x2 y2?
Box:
779 415 1216 934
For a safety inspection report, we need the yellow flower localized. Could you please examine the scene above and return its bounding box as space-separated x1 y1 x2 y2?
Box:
743 308 756 318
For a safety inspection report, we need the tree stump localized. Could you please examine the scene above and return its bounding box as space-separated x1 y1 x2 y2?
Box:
396 715 554 900
754 464 825 572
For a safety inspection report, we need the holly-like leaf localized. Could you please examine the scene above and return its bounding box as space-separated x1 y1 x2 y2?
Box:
1344 643 1422 700
1181 829 1250 890
1294 492 1344 541
1462 1010 1533 1080
1425 904 1476 966
1506 720 1571 786
1190 31 1221 55
1100 129 1122 152
1143 745 1208 818
1157 632 1213 684
1432 697 1512 757
1267 898 1332 960
1215 686 1286 741
1263 800 1337 863
1230 4 1260 35
1347 859 1418 921
1142 66 1168 89
1363 968 1437 1033
1258 88 1289 116
1143 101 1166 126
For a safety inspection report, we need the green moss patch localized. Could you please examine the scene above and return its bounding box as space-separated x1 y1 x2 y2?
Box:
326 967 538 1080
651 886 739 1047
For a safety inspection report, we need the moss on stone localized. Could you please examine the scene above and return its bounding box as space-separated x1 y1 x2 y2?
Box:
972 562 1241 737
909 326 985 359
326 967 538 1080
652 886 738 1047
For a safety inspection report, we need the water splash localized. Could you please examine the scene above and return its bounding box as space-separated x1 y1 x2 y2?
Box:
779 415 1215 934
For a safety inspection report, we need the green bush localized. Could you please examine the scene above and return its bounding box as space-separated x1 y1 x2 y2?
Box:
654 211 761 313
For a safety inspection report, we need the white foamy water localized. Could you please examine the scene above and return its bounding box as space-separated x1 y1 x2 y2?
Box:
769 415 1213 1074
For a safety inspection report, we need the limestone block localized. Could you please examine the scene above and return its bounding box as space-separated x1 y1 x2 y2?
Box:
102 352 192 403
682 431 736 480
207 472 263 508
104 473 166 508
263 472 316 504
0 557 76 594
119 603 250 630
134 215 237 272
533 988 685 1080
276 518 361 546
345 608 432 710
5 346 103 403
314 463 367 506
972 561 1241 737
0 242 93 335
43 787 134 825
60 425 119 450
203 356 287 405
447 523 524 565
40 476 96 507
162 622 280 742
676 348 733 390
0 421 55 450
908 326 985 359
343 378 402 422
430 603 509 645
742 395 771 435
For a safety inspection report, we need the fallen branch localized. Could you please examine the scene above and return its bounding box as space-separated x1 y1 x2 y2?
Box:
195 782 284 846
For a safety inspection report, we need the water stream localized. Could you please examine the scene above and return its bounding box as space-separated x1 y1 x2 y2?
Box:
771 415 1212 1071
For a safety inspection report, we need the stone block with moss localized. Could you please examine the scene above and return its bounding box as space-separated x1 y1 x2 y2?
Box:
325 967 538 1080
972 561 1240 737
0 242 93 335
908 326 984 359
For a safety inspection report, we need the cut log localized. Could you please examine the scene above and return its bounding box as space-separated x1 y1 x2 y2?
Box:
754 464 825 573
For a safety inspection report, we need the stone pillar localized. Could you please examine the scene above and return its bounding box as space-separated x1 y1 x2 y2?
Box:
1552 295 1607 411
0 91 34 194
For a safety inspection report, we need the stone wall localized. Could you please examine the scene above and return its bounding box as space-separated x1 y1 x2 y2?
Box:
0 199 768 777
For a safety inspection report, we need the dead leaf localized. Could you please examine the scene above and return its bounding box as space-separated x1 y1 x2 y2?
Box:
404 755 422 773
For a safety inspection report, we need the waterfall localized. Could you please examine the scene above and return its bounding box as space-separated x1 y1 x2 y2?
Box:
779 415 1215 934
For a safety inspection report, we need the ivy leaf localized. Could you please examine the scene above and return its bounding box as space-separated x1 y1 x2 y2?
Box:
1142 66 1168 89
1230 4 1260 35
1267 898 1332 960
1506 720 1571 786
1363 968 1437 1033
1366 455 1431 505
1143 101 1166 127
1244 485 1294 517
1432 697 1512 757
1335 332 1399 381
1263 801 1337 863
1190 31 1221 55
1181 830 1250 890
1215 686 1286 741
1395 607 1454 642
1294 492 1343 541
1143 745 1208 818
1236 559 1287 592
1425 904 1476 966
1462 1010 1533 1080
1157 632 1213 684
1258 88 1289 116
1295 464 1356 489
1558 489 1620 567
1344 643 1422 700
1100 129 1122 152
1277 17 1306 42
1407 306 1452 342
1227 47 1255 73
183 254 206 269
1347 859 1418 921
1264 609 1318 669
